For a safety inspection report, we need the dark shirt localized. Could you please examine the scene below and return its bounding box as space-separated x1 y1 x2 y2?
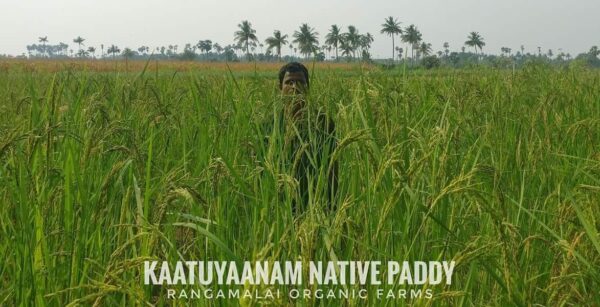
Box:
258 108 338 214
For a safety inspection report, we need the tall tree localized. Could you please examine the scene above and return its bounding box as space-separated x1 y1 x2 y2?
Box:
59 43 68 56
122 48 134 71
234 20 258 60
38 36 48 57
213 43 223 55
107 45 120 59
73 36 85 56
443 42 450 57
340 39 353 60
380 16 402 62
77 49 89 58
265 30 288 61
87 46 96 58
589 46 600 58
325 25 343 61
293 23 319 59
343 25 361 60
395 46 403 61
360 33 374 52
122 48 135 58
197 40 213 55
359 33 374 61
465 32 485 55
418 42 432 57
401 24 422 63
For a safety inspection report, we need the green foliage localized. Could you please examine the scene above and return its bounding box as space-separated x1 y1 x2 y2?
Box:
293 23 319 58
421 55 440 69
573 49 600 68
1 66 599 306
197 40 213 54
179 48 197 61
465 32 485 54
264 30 288 60
234 20 258 57
325 25 343 60
121 48 135 59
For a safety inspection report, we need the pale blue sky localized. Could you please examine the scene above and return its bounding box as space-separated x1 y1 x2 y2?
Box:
1 0 598 58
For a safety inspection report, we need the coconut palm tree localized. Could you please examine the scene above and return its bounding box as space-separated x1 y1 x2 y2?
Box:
77 49 89 58
234 20 258 60
122 48 134 58
293 23 319 59
340 39 353 60
197 40 212 56
87 46 96 58
343 25 361 60
360 33 374 52
213 43 223 55
465 32 485 55
107 45 120 59
395 47 403 61
122 48 135 71
590 46 600 58
443 42 450 57
401 24 422 64
38 36 48 57
380 16 402 61
325 25 343 62
73 36 85 56
265 30 288 61
418 42 432 57
137 46 147 56
357 33 374 61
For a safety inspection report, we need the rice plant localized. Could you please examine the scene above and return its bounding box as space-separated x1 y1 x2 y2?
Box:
0 61 599 306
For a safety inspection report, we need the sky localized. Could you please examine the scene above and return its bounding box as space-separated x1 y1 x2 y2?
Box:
1 0 599 58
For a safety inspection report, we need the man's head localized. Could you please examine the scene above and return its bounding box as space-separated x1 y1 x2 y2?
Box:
279 62 309 95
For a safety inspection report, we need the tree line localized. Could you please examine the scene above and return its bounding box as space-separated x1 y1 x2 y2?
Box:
16 17 600 68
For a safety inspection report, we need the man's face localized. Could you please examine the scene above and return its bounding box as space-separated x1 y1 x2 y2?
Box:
281 71 307 96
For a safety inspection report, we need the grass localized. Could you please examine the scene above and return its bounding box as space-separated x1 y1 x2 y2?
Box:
0 59 374 74
0 61 599 306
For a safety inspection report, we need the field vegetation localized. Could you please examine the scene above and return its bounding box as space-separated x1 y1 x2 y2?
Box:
0 60 599 306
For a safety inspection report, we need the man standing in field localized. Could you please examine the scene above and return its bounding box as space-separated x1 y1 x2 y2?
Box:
261 62 338 215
